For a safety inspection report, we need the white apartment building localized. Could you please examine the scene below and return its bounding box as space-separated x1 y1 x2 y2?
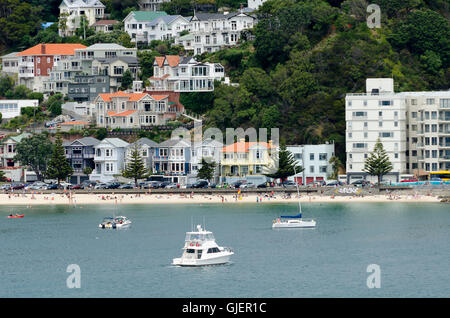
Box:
149 55 225 92
189 138 223 183
59 0 105 37
0 100 39 119
183 12 257 55
287 143 335 185
346 78 450 183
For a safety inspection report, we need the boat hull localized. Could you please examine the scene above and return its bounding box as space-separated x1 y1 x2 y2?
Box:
172 253 233 267
272 219 316 228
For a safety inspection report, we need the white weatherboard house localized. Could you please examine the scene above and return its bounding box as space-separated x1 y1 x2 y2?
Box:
123 11 168 43
146 15 190 42
59 0 106 37
90 138 130 182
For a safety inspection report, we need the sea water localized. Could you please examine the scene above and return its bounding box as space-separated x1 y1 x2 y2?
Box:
0 202 449 297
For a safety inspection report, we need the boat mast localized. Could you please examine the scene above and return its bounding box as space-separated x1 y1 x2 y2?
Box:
294 166 302 215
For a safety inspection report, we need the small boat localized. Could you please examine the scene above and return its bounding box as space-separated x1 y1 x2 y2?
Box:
172 224 234 266
7 214 24 219
272 166 316 229
98 216 131 229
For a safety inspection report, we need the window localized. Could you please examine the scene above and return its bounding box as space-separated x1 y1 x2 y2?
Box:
379 100 393 106
294 153 302 160
319 166 327 173
379 111 382 117
319 153 327 161
379 132 394 138
412 112 417 118
353 143 367 149
310 166 314 173
310 153 314 160
440 99 450 108
426 98 435 105
352 111 367 117
394 122 398 127
364 132 368 138
379 122 382 127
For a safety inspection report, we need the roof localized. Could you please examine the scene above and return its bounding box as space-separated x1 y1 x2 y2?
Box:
60 0 105 8
98 91 147 102
165 55 180 67
177 33 194 41
17 43 86 56
222 141 274 153
92 20 119 26
126 11 168 22
147 15 186 27
85 43 126 50
7 133 32 143
100 138 129 148
64 137 100 147
129 138 159 148
158 138 190 147
192 13 229 21
150 95 169 101
109 110 137 117
1 52 19 59
154 56 165 68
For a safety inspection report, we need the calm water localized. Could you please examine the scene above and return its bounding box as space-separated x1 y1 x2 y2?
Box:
0 202 449 297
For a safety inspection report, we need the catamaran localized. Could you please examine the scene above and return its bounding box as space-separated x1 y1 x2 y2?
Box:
172 224 234 266
272 167 316 229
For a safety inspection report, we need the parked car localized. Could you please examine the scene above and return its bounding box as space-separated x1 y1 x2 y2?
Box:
184 183 193 189
29 182 49 190
159 181 172 188
231 180 245 189
256 182 268 188
11 183 25 190
81 180 97 189
282 180 297 187
240 182 256 189
94 183 109 189
326 180 343 186
119 183 135 189
165 183 179 189
351 180 370 187
68 184 83 190
46 183 58 190
192 180 209 188
106 181 121 189
148 181 162 189
0 183 12 190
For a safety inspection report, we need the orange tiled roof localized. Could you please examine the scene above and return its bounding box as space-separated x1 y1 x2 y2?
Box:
222 142 274 153
150 95 169 101
155 56 165 68
98 91 147 102
165 55 180 67
109 110 137 117
17 43 86 56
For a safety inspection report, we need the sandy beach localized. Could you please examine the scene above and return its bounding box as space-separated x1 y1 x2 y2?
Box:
0 192 443 206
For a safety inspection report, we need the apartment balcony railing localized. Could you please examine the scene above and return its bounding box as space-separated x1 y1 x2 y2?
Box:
439 155 450 160
67 153 95 159
439 117 450 121
439 143 450 147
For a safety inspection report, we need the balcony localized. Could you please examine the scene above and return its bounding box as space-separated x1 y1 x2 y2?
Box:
67 153 95 159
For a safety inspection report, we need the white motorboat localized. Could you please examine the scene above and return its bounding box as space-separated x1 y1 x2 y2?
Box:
172 224 234 266
272 166 317 229
98 216 131 229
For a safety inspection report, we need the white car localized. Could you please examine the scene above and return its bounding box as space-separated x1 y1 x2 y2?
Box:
240 182 255 189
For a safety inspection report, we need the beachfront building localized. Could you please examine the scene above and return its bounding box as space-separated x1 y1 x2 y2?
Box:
0 100 39 119
90 138 130 182
286 142 335 185
345 78 450 183
1 52 20 76
16 43 86 93
58 0 106 37
146 15 190 42
185 11 256 55
44 43 138 96
123 11 168 43
0 133 32 168
94 91 181 129
152 138 192 184
63 137 100 184
220 139 276 184
125 137 159 172
189 138 223 183
138 0 170 11
148 55 225 92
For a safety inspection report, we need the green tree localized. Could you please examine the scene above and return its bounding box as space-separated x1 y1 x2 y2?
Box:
14 133 53 181
0 75 15 97
0 169 6 181
122 144 150 185
264 143 303 181
120 69 133 90
363 139 393 188
46 134 73 185
329 155 342 180
197 158 216 181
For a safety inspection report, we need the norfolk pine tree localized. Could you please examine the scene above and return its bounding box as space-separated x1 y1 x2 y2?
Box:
363 139 393 188
122 144 150 185
46 134 74 185
264 143 303 182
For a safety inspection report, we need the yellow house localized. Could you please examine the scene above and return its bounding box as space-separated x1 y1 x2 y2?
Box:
221 139 276 177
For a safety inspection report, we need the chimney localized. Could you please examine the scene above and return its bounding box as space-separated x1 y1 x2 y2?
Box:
41 43 46 55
